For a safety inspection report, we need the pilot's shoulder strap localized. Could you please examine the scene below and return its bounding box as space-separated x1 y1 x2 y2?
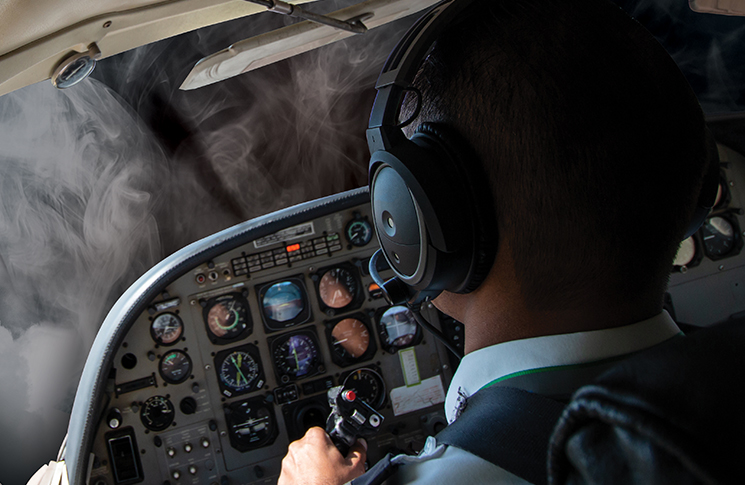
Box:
435 386 565 485
350 386 564 485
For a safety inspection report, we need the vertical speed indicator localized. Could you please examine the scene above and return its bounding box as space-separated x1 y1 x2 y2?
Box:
342 368 386 410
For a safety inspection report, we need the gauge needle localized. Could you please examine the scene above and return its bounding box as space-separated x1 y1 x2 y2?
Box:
292 345 300 369
231 355 248 385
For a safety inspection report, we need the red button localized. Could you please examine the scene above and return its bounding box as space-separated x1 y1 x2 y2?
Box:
343 390 356 402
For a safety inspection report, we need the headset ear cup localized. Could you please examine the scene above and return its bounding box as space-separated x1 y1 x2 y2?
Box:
413 123 498 293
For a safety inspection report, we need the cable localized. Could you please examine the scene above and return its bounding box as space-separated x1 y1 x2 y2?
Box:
370 250 463 360
409 300 463 361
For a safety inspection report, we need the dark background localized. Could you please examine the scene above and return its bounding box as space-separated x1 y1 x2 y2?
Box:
0 1 743 483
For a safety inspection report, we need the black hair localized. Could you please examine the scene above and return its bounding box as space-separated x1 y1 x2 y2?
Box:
405 0 708 310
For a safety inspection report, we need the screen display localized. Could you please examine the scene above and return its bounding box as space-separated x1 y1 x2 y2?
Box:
380 306 418 348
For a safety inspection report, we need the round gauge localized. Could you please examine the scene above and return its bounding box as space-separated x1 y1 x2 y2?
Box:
319 267 358 309
331 318 370 359
219 350 261 392
673 237 697 267
346 219 373 247
342 368 386 410
140 396 174 431
204 294 250 340
150 313 183 345
262 281 305 323
159 350 192 384
702 216 736 258
380 306 418 348
273 333 320 381
225 397 278 452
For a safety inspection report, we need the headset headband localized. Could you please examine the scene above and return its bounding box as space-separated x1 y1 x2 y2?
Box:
366 0 476 154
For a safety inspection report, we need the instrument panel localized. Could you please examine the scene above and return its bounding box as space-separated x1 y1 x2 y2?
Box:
668 144 745 325
76 142 745 485
87 198 459 485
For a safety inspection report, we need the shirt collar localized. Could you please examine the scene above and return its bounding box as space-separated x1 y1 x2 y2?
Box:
445 311 681 423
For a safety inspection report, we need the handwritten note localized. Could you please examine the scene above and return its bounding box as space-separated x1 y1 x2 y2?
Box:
390 376 445 416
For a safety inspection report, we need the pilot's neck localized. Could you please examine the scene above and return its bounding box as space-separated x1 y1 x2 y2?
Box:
433 245 662 354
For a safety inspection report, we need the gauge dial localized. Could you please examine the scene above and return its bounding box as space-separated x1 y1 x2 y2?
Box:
159 350 192 384
673 237 697 267
140 396 174 431
150 313 183 345
331 318 370 359
273 333 320 382
380 306 419 348
342 368 386 410
262 281 305 324
702 216 736 258
218 349 261 393
225 397 278 452
204 293 251 341
346 219 373 247
319 267 359 309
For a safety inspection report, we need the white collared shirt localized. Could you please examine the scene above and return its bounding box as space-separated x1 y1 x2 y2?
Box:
384 311 682 484
444 310 681 423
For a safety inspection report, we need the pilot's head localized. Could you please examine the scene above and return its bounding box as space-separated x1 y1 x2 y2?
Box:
393 0 711 321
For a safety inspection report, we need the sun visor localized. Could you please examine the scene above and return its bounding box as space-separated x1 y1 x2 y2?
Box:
179 0 439 91
689 0 745 16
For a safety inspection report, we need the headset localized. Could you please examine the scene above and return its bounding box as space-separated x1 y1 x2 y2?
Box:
366 0 721 308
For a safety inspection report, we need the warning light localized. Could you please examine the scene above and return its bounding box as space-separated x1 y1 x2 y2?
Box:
368 283 383 299
286 243 300 252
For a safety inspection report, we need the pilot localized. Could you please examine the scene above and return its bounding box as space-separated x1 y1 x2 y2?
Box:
279 0 712 483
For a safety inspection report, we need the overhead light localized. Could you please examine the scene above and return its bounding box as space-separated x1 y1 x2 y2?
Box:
51 43 102 89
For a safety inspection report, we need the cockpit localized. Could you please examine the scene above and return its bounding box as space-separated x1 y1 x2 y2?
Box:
1 1 744 484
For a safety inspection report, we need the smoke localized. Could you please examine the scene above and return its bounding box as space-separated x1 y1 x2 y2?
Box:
612 0 745 113
0 79 166 483
0 2 411 483
88 2 409 254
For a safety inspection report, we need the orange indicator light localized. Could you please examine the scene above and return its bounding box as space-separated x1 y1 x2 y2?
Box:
286 243 300 252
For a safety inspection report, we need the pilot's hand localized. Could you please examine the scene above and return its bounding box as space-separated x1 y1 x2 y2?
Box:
278 427 367 485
